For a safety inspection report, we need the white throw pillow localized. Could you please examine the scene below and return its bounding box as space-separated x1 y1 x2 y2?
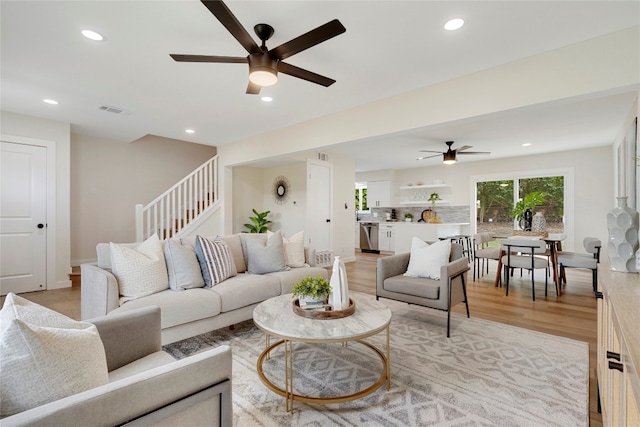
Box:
268 230 306 268
0 293 109 417
404 237 451 280
164 238 205 291
110 233 169 304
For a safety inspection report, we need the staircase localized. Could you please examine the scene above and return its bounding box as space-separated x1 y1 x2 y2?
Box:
135 155 219 242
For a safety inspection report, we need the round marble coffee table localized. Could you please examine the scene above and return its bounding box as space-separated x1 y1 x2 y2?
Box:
253 292 392 412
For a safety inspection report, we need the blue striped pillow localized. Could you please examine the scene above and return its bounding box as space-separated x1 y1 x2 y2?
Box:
195 235 237 287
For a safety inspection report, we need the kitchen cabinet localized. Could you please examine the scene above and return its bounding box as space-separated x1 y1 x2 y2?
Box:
399 183 450 206
597 262 640 426
367 180 392 207
378 223 395 252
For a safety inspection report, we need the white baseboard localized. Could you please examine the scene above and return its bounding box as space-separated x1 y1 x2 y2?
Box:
51 280 72 290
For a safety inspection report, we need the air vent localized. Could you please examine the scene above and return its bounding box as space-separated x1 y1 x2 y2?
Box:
97 105 127 114
317 152 329 162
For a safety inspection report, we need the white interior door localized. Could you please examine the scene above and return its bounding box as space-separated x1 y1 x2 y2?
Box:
307 162 331 252
1 141 47 295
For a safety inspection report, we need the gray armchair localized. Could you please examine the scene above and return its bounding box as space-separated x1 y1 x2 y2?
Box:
2 307 232 427
376 242 470 337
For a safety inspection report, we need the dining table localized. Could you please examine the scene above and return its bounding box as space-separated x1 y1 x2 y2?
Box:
493 233 568 297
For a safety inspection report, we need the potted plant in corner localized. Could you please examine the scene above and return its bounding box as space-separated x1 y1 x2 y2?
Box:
243 209 271 233
510 191 547 230
404 212 413 222
292 275 332 307
427 192 442 223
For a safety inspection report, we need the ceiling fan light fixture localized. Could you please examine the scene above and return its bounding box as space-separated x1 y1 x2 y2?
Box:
443 151 457 165
248 54 278 87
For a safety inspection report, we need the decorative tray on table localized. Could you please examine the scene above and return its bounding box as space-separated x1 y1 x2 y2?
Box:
292 298 355 319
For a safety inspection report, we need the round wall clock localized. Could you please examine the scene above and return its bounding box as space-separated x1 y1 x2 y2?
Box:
272 176 290 205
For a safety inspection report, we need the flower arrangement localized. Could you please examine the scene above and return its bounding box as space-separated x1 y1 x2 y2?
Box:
291 275 331 301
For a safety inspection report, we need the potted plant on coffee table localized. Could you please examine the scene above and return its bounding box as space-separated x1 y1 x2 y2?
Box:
292 275 331 307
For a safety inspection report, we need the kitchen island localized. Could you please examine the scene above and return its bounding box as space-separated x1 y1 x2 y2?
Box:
390 222 470 254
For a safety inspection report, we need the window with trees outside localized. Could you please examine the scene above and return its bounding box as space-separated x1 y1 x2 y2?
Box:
355 183 368 211
476 175 565 238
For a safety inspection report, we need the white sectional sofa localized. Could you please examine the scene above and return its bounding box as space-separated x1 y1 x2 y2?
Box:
81 232 328 344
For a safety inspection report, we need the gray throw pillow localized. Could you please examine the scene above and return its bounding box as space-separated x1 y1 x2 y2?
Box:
244 230 286 274
164 238 205 290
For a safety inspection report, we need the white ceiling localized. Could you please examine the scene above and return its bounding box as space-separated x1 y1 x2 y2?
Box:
2 1 639 171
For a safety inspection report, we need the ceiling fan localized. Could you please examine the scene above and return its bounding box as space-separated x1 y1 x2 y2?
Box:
170 0 346 94
417 141 490 164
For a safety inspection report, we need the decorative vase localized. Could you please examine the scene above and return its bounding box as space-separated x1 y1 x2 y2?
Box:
330 256 350 310
531 212 546 232
606 196 639 273
519 208 533 231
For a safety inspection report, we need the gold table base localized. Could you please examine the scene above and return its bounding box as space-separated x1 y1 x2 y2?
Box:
256 325 390 413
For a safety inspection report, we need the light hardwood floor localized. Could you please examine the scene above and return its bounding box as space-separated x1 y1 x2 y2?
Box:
1 252 601 425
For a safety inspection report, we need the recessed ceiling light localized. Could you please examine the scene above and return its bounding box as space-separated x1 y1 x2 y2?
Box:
81 30 104 41
261 96 273 102
522 143 532 147
185 129 195 134
43 99 59 105
444 18 464 31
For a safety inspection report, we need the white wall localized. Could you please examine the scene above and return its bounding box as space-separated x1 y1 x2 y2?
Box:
71 134 217 263
262 163 307 237
1 111 71 289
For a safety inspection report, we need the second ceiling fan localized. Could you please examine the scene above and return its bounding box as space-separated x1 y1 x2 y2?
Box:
418 141 490 164
170 0 346 94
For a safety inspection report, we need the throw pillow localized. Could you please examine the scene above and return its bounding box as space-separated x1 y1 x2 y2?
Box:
404 237 451 280
0 293 109 417
164 238 205 291
195 235 237 287
244 230 287 274
267 230 306 268
110 233 169 304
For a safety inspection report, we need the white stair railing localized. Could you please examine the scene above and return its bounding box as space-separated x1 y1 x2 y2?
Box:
135 155 218 241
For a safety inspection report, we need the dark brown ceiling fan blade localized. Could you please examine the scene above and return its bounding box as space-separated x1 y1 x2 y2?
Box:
418 149 444 153
246 81 261 95
278 62 335 87
201 0 261 54
453 145 473 152
458 151 491 155
170 54 248 63
417 154 442 160
269 19 346 60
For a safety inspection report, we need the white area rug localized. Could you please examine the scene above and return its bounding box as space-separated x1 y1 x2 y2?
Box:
164 298 588 427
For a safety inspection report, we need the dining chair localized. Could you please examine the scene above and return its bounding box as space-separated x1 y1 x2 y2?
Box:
557 237 601 293
500 238 550 301
472 233 500 281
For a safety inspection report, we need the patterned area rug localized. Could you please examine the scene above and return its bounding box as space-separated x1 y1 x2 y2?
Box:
163 298 588 427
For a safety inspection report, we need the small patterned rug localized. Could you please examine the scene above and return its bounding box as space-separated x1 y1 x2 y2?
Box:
163 297 588 427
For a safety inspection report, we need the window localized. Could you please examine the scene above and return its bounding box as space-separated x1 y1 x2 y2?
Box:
473 169 573 239
355 183 368 211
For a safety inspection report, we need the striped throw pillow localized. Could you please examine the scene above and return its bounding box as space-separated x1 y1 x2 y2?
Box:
195 235 237 287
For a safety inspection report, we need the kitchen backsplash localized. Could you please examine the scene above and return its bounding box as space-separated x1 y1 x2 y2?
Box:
357 206 471 223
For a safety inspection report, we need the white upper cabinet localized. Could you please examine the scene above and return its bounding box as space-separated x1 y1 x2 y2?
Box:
367 180 393 207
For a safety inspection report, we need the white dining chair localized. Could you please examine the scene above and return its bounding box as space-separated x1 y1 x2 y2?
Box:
500 238 550 301
557 237 602 294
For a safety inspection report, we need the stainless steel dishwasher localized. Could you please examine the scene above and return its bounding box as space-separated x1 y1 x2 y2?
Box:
359 222 379 253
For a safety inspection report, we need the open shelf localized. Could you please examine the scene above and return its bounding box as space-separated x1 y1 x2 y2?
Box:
399 184 449 190
399 200 449 206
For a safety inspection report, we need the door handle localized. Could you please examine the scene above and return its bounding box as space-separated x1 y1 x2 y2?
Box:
37 223 45 229
326 219 331 223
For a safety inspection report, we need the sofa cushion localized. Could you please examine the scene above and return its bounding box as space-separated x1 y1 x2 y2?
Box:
210 274 281 312
0 293 109 417
383 275 440 300
110 288 222 329
164 238 205 291
195 236 237 287
243 230 286 274
220 234 247 274
110 234 169 304
404 237 451 280
268 266 329 295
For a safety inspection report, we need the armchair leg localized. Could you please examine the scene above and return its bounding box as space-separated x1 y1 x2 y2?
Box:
531 269 536 301
592 269 598 293
504 265 510 296
461 274 470 319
